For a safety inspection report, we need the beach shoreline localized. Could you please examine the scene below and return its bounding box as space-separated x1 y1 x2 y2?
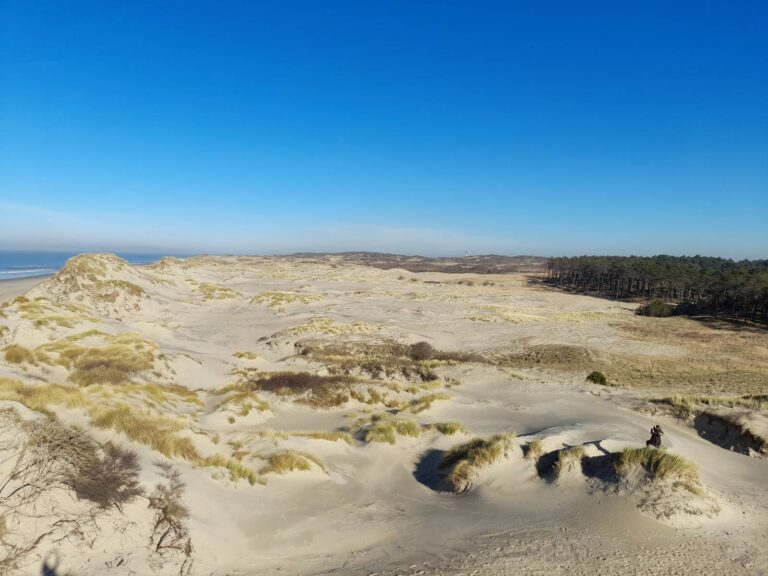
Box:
0 275 50 303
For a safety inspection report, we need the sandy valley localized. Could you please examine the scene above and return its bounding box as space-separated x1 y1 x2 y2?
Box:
0 254 766 575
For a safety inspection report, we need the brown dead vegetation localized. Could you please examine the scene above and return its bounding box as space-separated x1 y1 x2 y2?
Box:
296 338 479 382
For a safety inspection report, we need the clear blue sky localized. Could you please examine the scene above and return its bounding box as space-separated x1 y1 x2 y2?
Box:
1 1 766 258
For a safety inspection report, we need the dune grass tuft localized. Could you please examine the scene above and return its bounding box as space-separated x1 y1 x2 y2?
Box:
615 447 701 494
552 446 586 477
439 434 515 492
364 417 422 444
199 283 239 300
202 454 259 485
407 392 450 414
259 450 324 475
524 439 544 460
3 344 37 365
431 421 465 436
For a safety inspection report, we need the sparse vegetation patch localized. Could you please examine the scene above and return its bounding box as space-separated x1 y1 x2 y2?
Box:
237 371 357 408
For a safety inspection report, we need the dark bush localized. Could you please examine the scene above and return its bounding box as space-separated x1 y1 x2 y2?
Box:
408 341 436 361
68 442 144 510
586 371 607 385
635 300 675 317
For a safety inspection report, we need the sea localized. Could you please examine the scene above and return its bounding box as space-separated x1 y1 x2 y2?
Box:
0 251 174 281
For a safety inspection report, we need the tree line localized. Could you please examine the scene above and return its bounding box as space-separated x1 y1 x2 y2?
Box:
546 255 768 324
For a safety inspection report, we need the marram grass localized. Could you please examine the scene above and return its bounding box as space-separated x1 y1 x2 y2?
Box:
439 433 515 491
615 447 702 494
552 446 586 477
259 450 324 475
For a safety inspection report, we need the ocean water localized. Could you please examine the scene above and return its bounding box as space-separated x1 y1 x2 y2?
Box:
0 251 171 280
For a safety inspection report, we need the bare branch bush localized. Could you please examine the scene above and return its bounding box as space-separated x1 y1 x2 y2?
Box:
148 461 193 576
0 408 143 573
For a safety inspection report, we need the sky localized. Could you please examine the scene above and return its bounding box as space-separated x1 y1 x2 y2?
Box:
1 1 766 258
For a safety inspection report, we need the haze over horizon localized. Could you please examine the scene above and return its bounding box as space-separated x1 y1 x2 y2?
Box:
2 1 766 259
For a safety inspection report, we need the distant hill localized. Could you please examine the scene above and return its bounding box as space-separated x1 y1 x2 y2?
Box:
283 252 548 274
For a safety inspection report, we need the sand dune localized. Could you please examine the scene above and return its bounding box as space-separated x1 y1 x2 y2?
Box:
0 254 766 575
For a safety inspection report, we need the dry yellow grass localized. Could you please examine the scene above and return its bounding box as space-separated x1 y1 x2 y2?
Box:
14 298 98 328
199 283 240 300
93 279 146 301
87 403 200 461
250 290 322 308
650 394 768 418
364 417 422 444
3 344 37 365
36 331 157 386
292 431 354 444
407 392 450 414
202 454 260 485
259 451 324 475
280 317 376 336
91 383 203 408
0 378 85 416
429 421 465 435
217 388 270 416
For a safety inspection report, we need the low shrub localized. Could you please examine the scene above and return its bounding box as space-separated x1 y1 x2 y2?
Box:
242 371 356 408
636 300 675 317
586 371 607 385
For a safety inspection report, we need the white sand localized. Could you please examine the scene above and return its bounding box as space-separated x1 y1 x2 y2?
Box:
0 255 766 575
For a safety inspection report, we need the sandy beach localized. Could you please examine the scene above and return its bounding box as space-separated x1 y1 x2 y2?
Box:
0 254 766 575
0 276 49 303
